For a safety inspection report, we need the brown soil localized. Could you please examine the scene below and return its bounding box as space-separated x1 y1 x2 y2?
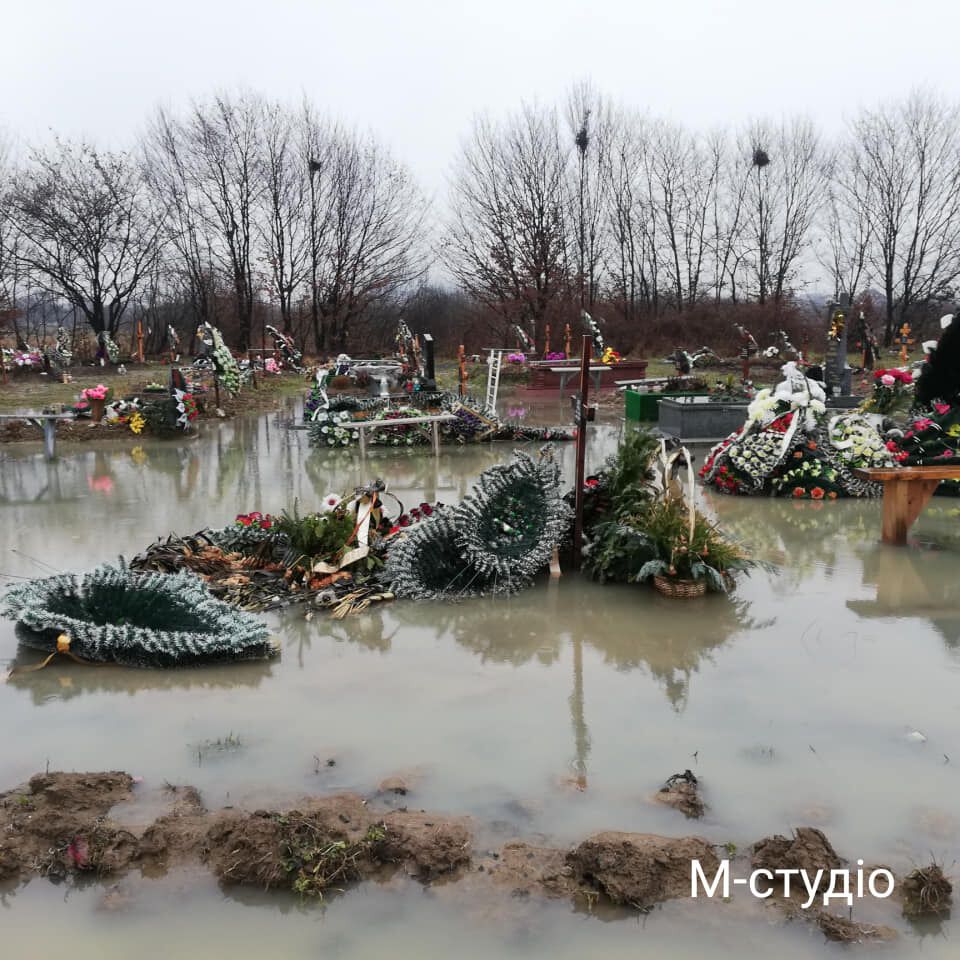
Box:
815 910 898 943
567 832 719 910
901 863 953 917
0 772 137 881
478 841 581 900
751 827 843 896
654 771 705 819
0 770 909 946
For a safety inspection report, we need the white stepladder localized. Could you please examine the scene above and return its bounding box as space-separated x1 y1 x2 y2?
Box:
484 349 504 413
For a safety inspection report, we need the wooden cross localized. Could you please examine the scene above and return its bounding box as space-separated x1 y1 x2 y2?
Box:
899 323 913 363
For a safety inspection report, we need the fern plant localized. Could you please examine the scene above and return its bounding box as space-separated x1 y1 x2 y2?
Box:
275 500 356 569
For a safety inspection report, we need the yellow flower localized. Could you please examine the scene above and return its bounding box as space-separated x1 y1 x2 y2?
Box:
129 412 146 435
947 424 960 438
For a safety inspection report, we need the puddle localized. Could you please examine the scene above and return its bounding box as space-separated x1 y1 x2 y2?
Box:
2 405 960 954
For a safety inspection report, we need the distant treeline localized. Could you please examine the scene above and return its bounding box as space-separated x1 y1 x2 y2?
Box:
1 85 958 359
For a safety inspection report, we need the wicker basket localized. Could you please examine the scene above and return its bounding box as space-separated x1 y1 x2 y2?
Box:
653 574 706 599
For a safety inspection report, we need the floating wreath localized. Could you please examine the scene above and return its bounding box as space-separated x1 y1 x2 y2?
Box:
385 449 572 599
2 564 277 668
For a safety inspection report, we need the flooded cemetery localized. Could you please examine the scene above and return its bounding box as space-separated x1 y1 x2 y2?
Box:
5 9 960 952
3 347 960 957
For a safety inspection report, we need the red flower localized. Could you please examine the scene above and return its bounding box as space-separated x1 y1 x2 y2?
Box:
398 514 411 527
885 440 900 452
810 487 825 500
584 477 599 488
260 519 273 530
388 525 401 536
827 491 838 500
419 503 434 517
792 487 806 498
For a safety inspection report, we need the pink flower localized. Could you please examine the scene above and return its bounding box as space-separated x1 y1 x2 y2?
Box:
912 417 933 431
88 475 114 494
881 374 895 387
934 402 952 415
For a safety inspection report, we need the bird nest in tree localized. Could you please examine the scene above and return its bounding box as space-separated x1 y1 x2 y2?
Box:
2 565 277 668
385 450 572 600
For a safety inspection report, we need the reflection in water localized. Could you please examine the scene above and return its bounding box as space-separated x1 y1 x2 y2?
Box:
849 543 960 647
5 417 960 958
4 651 275 705
707 494 885 590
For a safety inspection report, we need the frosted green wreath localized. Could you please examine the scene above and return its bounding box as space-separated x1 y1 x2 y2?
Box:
385 449 572 600
2 564 277 668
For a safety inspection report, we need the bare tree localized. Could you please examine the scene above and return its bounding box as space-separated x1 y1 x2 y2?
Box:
850 90 960 342
818 148 871 302
170 93 264 349
741 117 826 305
143 106 220 335
310 126 426 354
704 129 750 303
443 104 571 349
566 81 611 309
8 140 162 338
602 109 654 325
259 101 311 336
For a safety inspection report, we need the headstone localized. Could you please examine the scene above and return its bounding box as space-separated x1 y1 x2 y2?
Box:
825 297 852 396
422 334 436 391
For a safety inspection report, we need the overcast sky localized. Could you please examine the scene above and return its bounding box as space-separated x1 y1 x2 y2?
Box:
2 0 959 200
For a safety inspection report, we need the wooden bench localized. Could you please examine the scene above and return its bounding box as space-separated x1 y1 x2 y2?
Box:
853 465 960 545
0 412 75 460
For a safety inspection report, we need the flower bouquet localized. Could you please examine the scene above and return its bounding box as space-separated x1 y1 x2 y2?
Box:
174 390 199 430
600 347 622 365
891 403 960 465
80 384 113 421
862 368 914 418
506 352 526 364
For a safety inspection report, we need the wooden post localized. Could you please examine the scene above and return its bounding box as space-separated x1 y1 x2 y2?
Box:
564 324 572 357
136 319 144 364
571 335 592 571
458 344 467 398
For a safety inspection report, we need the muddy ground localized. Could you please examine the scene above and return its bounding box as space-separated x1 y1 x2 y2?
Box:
1 770 944 944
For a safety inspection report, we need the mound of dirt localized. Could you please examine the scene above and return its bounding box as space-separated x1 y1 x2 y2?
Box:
901 863 953 918
203 794 376 889
480 841 580 899
0 772 136 881
816 911 897 943
751 827 843 896
380 811 472 880
567 832 718 909
654 771 705 819
139 784 210 870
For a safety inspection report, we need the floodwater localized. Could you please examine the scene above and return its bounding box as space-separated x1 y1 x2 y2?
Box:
2 398 960 957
